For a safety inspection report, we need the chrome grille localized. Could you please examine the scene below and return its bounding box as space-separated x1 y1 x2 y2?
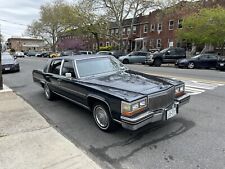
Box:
148 87 175 111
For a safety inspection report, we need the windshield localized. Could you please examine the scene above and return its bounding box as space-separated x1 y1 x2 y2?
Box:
160 48 169 53
76 56 127 78
2 54 13 60
192 54 201 59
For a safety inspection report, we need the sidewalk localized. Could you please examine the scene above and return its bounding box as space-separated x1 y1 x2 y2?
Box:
0 88 101 169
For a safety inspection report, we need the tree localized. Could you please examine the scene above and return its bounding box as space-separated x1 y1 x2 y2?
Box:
74 0 108 51
27 0 78 51
177 7 225 55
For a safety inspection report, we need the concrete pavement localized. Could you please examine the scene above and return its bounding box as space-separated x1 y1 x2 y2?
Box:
0 89 101 169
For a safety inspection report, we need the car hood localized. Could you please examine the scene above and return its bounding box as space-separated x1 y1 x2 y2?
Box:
78 70 174 102
2 58 15 65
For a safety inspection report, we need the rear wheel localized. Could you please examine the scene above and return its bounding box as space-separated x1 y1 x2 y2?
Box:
154 59 162 67
123 59 129 64
92 103 117 132
44 83 54 100
188 62 195 69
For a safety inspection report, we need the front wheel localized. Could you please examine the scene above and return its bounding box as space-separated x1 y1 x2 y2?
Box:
154 59 162 67
188 62 195 69
92 103 117 132
122 59 129 64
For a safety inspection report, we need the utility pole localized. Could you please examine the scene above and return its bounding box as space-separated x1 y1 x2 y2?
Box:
0 24 3 90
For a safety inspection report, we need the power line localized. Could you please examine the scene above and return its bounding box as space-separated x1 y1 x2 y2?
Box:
0 19 27 26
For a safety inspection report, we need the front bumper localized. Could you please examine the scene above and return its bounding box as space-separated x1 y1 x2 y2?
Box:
145 58 154 64
121 94 190 131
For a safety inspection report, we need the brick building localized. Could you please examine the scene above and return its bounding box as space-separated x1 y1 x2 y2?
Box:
105 0 225 52
7 36 45 52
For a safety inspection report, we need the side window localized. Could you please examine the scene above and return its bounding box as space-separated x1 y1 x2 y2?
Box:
49 60 62 75
61 60 76 78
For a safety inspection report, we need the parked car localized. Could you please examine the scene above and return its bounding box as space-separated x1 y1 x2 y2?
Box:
146 47 186 66
176 53 220 69
26 51 38 57
1 53 20 73
119 51 150 64
49 52 61 58
14 51 24 58
96 51 113 56
36 52 50 58
217 57 225 71
33 55 190 131
78 51 93 55
60 50 75 56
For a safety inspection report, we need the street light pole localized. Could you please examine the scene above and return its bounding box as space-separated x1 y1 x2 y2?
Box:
0 24 3 90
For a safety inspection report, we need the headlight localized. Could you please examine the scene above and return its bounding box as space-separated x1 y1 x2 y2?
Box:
121 98 147 117
175 85 185 97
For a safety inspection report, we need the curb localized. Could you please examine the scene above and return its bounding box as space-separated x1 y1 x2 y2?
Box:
0 85 13 93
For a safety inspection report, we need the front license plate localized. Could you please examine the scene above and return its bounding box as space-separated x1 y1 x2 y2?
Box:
220 63 224 66
4 67 10 71
167 107 177 120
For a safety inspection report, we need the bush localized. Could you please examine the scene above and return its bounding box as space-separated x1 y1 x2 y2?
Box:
10 48 15 53
99 46 113 51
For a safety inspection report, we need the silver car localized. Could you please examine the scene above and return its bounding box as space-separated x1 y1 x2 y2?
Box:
119 51 150 64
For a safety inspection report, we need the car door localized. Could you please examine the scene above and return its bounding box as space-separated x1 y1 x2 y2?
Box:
206 54 218 68
59 59 87 105
137 52 148 63
196 55 208 68
164 48 176 63
46 59 63 93
129 52 139 63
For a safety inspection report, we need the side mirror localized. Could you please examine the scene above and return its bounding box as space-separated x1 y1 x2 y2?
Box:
65 73 72 78
14 56 17 59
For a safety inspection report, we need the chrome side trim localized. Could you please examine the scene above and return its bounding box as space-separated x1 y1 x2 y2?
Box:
52 91 90 110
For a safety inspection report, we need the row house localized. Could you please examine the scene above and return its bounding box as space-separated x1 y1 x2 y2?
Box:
104 0 225 52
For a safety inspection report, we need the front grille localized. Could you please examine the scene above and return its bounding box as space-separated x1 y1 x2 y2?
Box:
148 87 175 111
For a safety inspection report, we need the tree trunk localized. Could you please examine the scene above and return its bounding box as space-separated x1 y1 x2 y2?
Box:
93 32 100 51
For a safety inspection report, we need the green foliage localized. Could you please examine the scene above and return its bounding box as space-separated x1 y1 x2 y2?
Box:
27 0 79 51
177 7 225 47
99 46 113 51
10 48 15 54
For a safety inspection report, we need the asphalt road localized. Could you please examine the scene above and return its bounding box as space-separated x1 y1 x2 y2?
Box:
3 57 225 169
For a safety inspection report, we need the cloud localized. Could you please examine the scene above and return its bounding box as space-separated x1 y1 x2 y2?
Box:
0 0 45 40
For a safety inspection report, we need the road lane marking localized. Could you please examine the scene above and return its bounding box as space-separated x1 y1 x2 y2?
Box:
146 72 225 85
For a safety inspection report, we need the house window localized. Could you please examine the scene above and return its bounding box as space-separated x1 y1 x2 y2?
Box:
123 28 126 35
133 26 137 34
115 29 119 35
149 39 153 48
169 20 174 30
111 29 115 35
127 27 131 35
157 23 162 31
144 24 148 33
178 19 183 28
157 39 161 48
106 42 110 46
168 39 174 47
151 24 155 31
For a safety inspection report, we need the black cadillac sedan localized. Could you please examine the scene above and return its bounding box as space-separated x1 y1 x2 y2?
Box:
1 53 20 73
33 55 190 131
176 53 219 69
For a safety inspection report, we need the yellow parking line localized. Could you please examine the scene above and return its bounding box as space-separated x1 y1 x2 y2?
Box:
145 72 225 85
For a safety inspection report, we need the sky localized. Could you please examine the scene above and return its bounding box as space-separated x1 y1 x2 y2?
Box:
0 0 73 41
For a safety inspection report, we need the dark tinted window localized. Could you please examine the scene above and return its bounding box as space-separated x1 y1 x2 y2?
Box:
207 55 218 59
61 60 75 77
49 60 62 75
